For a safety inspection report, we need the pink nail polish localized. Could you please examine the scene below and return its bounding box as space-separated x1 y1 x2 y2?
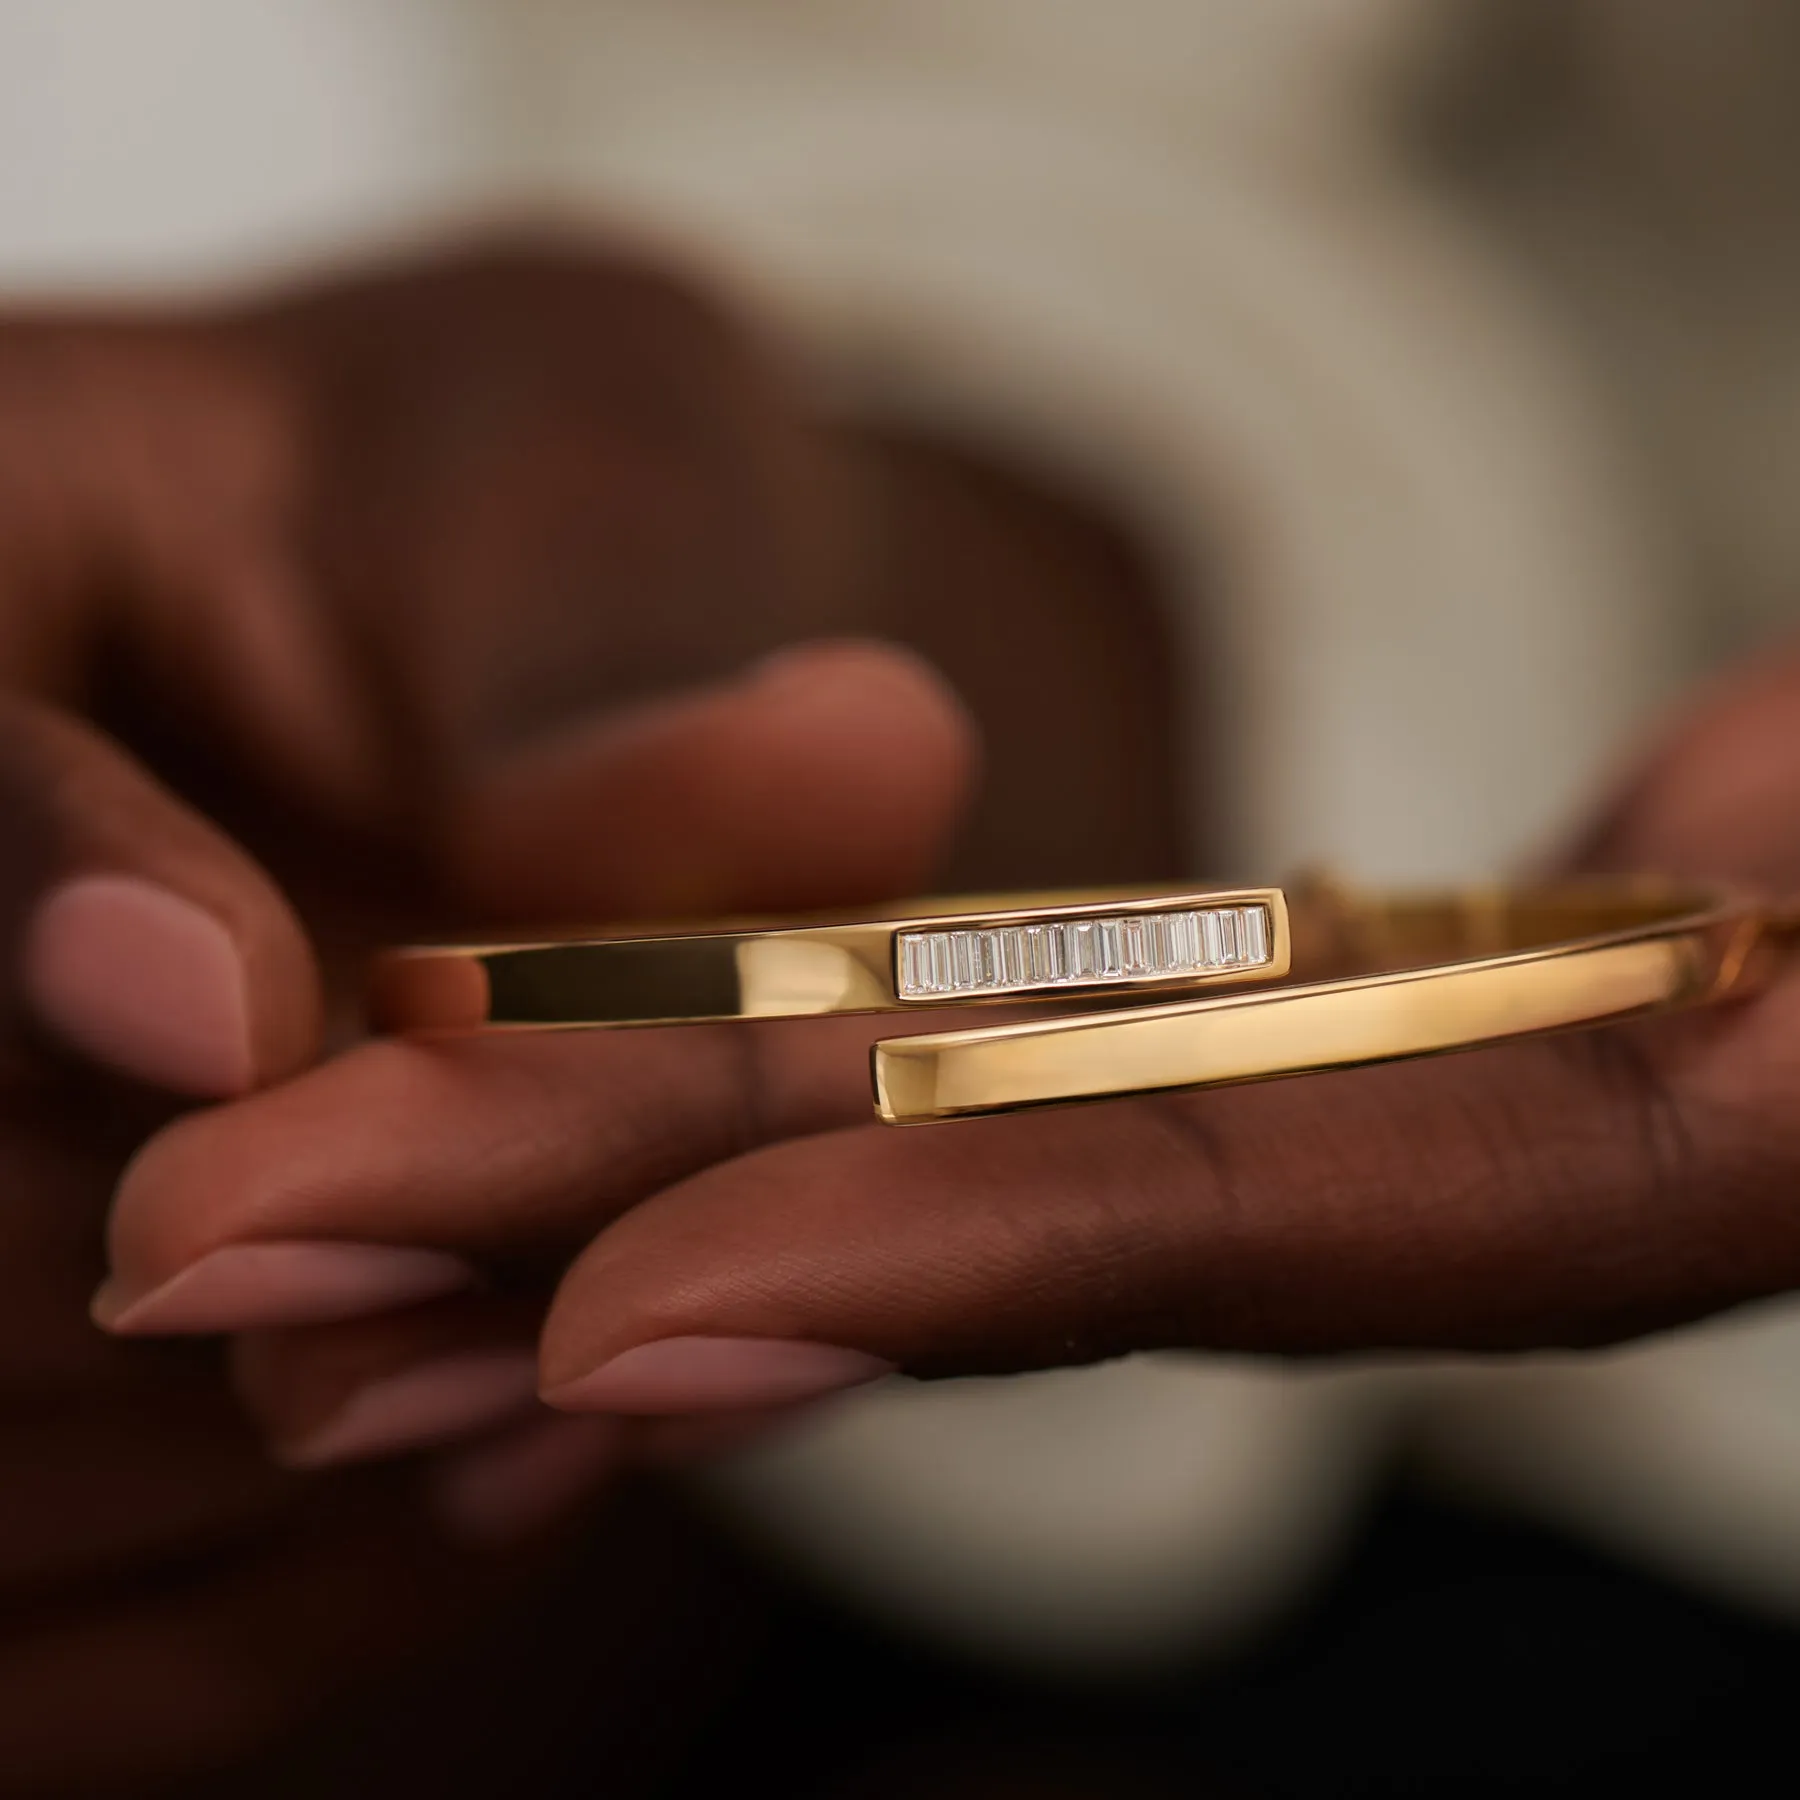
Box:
542 1337 892 1416
278 1350 542 1468
93 1241 475 1335
430 1414 623 1546
24 875 256 1095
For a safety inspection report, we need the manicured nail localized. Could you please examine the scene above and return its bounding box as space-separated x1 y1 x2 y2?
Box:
542 1337 893 1416
24 875 255 1095
430 1414 623 1546
277 1351 542 1469
93 1241 475 1335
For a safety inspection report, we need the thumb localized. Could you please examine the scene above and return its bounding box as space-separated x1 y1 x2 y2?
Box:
444 639 980 921
0 696 321 1095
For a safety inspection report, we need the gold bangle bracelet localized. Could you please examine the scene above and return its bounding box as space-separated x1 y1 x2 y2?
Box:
374 879 1784 1126
872 879 1775 1124
371 885 1292 1032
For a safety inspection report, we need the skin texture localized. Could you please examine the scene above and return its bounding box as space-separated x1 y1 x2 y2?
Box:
0 239 1184 1794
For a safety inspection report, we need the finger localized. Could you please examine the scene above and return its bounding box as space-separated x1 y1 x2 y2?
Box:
101 1013 876 1332
116 526 394 825
0 694 323 1093
445 637 979 919
234 1286 816 1471
536 973 1800 1411
1570 638 1800 884
426 1412 625 1548
229 1295 547 1469
254 241 847 792
0 330 393 824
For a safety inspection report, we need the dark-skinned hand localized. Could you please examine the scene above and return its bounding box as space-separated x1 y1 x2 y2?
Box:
112 636 1800 1438
0 240 976 1793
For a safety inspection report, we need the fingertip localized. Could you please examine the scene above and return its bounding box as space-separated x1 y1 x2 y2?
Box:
451 638 980 920
23 862 324 1095
24 875 256 1097
749 635 982 821
428 1413 624 1547
706 636 981 905
0 702 326 1095
750 634 975 729
92 1240 477 1336
540 1334 892 1415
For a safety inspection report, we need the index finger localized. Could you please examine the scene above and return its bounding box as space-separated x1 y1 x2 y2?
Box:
104 1011 877 1318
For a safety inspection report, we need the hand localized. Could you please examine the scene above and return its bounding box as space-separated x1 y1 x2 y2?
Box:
109 645 1800 1446
0 241 974 1791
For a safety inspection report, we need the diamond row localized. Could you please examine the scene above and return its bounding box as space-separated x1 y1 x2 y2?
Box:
897 905 1271 1000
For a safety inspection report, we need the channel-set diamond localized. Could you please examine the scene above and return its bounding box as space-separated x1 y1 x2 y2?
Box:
897 904 1272 1000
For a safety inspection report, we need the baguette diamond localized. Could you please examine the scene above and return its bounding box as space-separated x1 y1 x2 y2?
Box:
896 904 1275 999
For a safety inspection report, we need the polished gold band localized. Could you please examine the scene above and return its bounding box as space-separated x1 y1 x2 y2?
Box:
873 879 1773 1123
373 880 1780 1127
370 885 1291 1031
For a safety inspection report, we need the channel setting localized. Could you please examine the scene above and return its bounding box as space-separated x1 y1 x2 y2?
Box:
896 904 1272 1001
374 886 1287 1033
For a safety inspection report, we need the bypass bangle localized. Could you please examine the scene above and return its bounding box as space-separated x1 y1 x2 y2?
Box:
872 879 1777 1124
371 885 1292 1032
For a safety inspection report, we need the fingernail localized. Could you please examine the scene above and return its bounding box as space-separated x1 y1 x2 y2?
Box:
542 1337 892 1416
93 1241 475 1335
24 875 254 1095
277 1350 542 1469
430 1414 623 1547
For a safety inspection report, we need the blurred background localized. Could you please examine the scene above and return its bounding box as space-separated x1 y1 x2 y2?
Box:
8 1 1800 1793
